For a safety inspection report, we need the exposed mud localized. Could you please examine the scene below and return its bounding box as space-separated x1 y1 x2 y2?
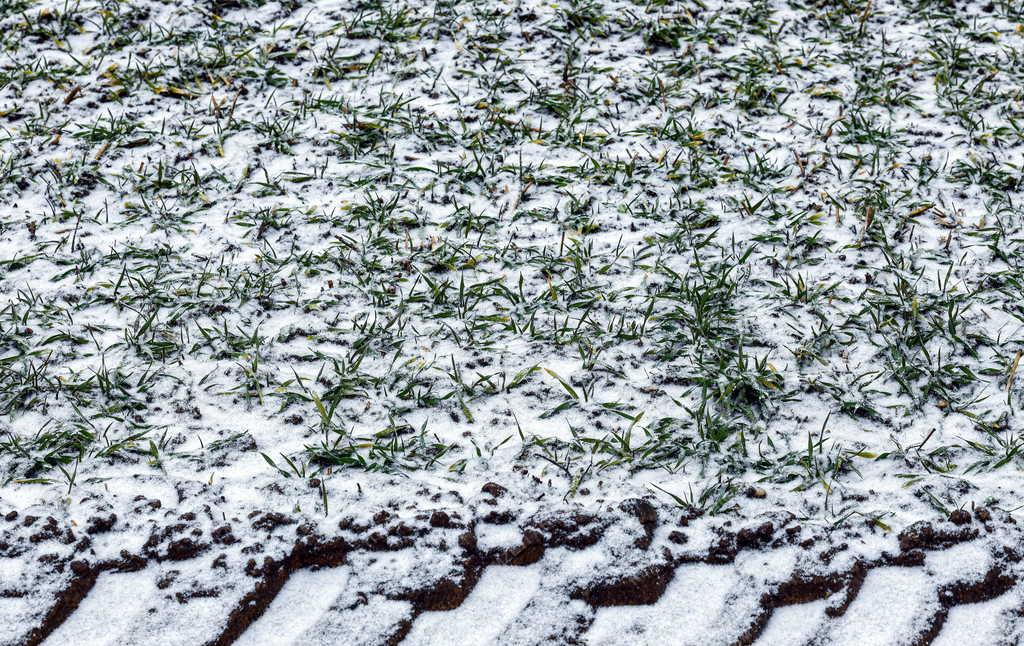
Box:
571 563 676 607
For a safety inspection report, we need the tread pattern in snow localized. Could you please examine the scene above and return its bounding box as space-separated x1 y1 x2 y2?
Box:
3 500 1022 646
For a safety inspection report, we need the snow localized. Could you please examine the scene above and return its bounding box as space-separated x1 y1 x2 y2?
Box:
235 567 351 646
41 570 158 646
816 568 937 645
404 565 542 646
298 597 413 645
0 595 36 646
2 0 1024 642
753 600 831 646
932 587 1022 646
118 588 246 646
585 565 737 645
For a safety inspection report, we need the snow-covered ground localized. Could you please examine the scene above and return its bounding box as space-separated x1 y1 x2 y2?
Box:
3 0 1024 642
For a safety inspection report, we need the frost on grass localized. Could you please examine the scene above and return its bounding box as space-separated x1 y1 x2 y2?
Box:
2 0 1024 639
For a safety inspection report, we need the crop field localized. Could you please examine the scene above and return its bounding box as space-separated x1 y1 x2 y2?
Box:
3 0 1024 643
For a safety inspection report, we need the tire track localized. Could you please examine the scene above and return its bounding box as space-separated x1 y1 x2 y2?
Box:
8 503 1024 646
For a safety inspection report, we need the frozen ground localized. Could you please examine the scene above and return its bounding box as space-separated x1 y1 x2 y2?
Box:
2 0 1024 643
